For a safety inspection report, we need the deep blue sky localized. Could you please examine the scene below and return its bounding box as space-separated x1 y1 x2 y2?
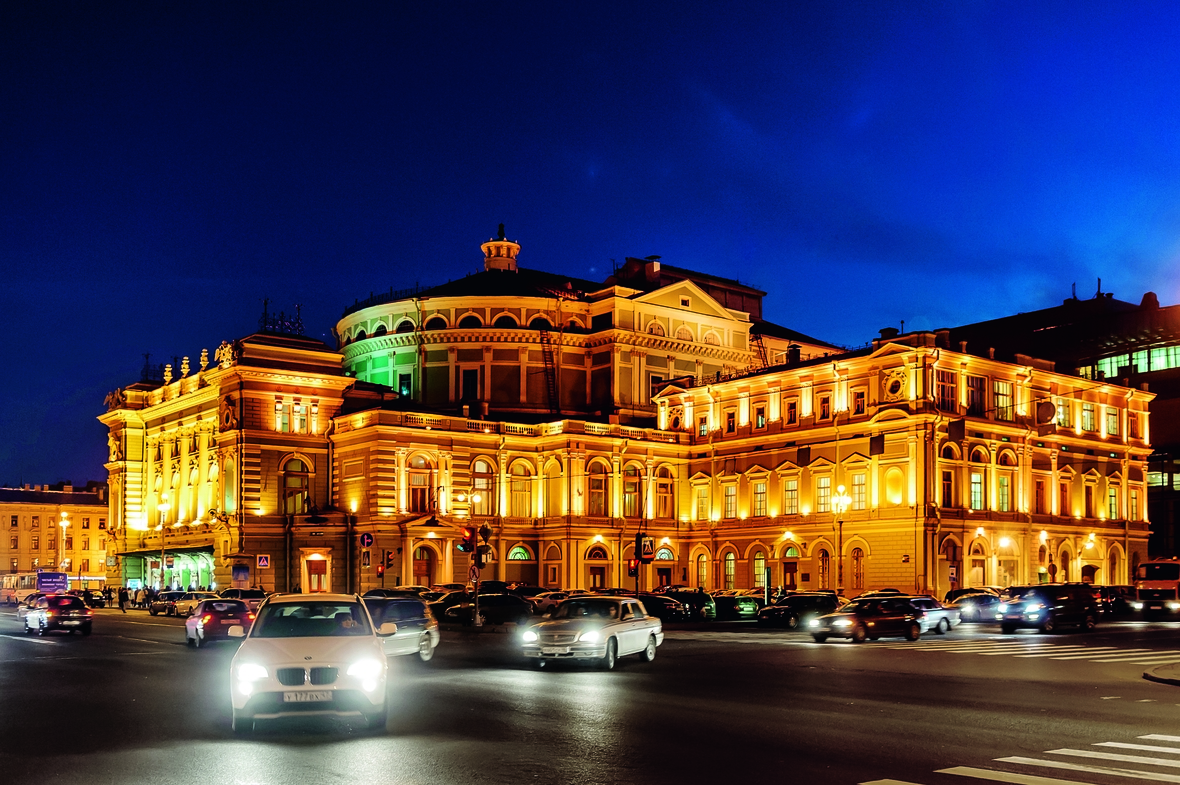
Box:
4 1 1180 486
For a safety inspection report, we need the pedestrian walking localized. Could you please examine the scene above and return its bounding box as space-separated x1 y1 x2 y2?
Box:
118 587 127 613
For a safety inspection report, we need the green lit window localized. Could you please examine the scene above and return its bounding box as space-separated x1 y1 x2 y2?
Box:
723 552 736 590
1108 488 1119 520
998 476 1010 512
508 546 531 560
970 472 984 511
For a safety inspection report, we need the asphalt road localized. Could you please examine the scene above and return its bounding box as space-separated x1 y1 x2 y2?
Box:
1 608 1179 785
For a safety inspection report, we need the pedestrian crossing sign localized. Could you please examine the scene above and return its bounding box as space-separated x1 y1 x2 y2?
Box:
257 554 270 568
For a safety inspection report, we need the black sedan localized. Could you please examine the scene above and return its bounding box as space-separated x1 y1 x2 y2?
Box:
148 591 187 616
662 590 716 621
758 593 841 629
636 593 689 621
443 593 532 626
809 597 922 643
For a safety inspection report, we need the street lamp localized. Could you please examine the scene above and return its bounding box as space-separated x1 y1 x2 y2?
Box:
58 511 70 573
157 495 171 590
832 484 852 593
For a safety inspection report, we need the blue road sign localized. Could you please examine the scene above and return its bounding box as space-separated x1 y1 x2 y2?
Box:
360 532 374 548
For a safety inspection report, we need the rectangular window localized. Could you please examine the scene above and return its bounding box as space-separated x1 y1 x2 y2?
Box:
783 479 799 515
82 518 90 529
98 518 106 530
755 406 766 429
941 471 954 507
1059 482 1070 516
65 537 73 551
623 473 640 518
723 486 737 519
852 390 866 416
993 381 1013 421
725 411 736 434
695 487 709 521
1082 403 1096 432
698 416 708 437
970 472 984 511
1131 489 1140 520
48 537 55 552
818 395 831 420
786 400 798 425
1106 408 1119 436
753 482 767 517
9 515 16 527
31 516 39 529
1035 479 1046 514
99 538 106 551
1108 487 1119 519
851 473 866 511
1056 399 1071 428
966 376 986 416
998 476 1010 512
294 403 307 433
9 558 16 572
81 559 89 572
1129 412 1141 439
32 536 39 551
8 535 16 549
82 538 89 551
1084 485 1094 518
936 370 957 412
816 477 831 514
398 373 412 398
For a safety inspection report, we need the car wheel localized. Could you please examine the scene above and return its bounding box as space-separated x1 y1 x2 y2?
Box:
417 633 434 662
37 620 47 636
1000 623 1016 634
786 614 800 630
1041 615 1056 634
24 618 33 635
812 634 827 643
81 624 91 636
1082 614 1097 632
639 635 657 663
602 638 617 670
231 712 253 736
194 631 203 648
851 624 867 643
904 622 921 641
149 608 157 616
935 618 950 635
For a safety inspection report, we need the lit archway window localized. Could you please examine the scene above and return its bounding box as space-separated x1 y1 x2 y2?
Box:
676 326 694 342
647 321 665 337
703 332 720 346
408 455 434 513
508 546 532 561
696 553 708 588
588 462 608 517
586 545 609 560
655 547 675 561
724 552 736 590
472 459 495 517
753 551 766 588
818 549 831 589
656 467 674 519
510 463 533 518
851 547 865 590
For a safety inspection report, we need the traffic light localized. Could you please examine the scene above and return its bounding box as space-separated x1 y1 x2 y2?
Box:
474 543 491 570
385 550 397 569
457 527 476 553
376 563 385 577
627 559 640 578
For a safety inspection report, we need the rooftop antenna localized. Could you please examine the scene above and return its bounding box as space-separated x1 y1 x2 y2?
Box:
1096 277 1102 297
900 319 905 334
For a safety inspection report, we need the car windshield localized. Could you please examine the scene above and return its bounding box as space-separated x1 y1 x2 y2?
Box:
207 601 247 614
237 590 267 599
1139 563 1180 581
554 599 621 620
838 599 879 613
48 596 85 609
251 602 372 637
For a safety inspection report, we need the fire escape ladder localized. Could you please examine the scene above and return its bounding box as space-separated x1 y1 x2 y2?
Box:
751 333 769 369
539 330 560 413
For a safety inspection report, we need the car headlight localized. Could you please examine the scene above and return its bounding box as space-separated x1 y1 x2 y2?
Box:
522 630 538 643
832 618 852 628
998 603 1008 613
1025 603 1044 612
1131 601 1144 610
1168 602 1180 611
808 619 820 627
236 663 268 682
346 659 385 679
577 630 601 643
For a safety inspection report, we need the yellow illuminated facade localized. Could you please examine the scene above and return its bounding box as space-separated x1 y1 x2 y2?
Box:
0 483 109 586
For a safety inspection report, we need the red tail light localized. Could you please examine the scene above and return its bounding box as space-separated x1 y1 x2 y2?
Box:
247 612 255 620
202 614 212 624
45 610 55 617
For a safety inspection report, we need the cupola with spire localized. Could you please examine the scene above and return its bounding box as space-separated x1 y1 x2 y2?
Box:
481 223 520 272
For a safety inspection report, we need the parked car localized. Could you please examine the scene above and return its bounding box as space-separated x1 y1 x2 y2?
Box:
662 590 716 621
363 588 422 599
522 596 663 669
363 596 440 662
635 593 690 622
392 585 431 595
427 590 472 617
68 589 106 608
507 584 548 599
443 593 532 626
757 593 841 629
855 588 904 599
713 594 760 620
433 583 465 592
532 591 574 615
1093 585 1136 617
944 587 998 603
175 591 220 616
902 595 960 634
999 584 1098 634
949 592 1003 623
185 599 252 647
227 593 394 734
148 590 188 616
24 594 93 636
471 580 509 594
219 588 269 611
809 597 922 643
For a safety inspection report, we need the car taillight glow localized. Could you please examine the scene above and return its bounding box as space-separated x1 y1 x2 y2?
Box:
202 614 212 624
247 613 255 620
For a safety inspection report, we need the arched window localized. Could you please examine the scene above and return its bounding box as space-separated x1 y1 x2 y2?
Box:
510 463 533 518
566 318 585 334
508 545 532 561
423 316 447 330
282 458 310 515
1109 549 1120 584
655 467 674 519
655 547 675 561
408 455 434 513
970 447 989 463
530 317 552 330
622 466 642 518
493 314 518 329
703 332 720 346
753 551 766 588
458 314 482 329
998 452 1017 467
783 546 799 558
676 326 694 342
472 459 495 517
544 462 562 518
588 462 608 517
851 547 865 590
373 324 388 337
647 321 666 337
395 320 415 334
724 552 736 590
696 553 708 588
355 329 368 342
940 444 958 460
586 545 609 560
818 549 831 589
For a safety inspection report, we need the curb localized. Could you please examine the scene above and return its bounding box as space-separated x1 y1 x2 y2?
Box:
1143 665 1180 687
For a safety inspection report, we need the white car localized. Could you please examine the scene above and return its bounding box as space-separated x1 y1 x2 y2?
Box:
175 592 219 617
362 596 440 661
522 596 663 669
228 593 395 734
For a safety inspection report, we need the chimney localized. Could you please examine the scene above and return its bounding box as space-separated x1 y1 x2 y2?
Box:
787 344 801 365
879 327 900 340
988 347 995 360
959 341 968 353
1141 291 1159 310
935 329 950 349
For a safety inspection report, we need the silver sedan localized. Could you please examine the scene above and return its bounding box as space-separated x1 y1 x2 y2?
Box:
522 596 663 669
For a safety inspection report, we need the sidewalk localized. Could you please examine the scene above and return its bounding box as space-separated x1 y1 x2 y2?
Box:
1144 663 1180 687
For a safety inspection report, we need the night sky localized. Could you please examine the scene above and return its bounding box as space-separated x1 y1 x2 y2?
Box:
4 1 1180 486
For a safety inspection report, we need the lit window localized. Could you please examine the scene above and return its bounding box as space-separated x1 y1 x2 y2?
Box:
695 486 709 521
852 473 866 511
936 371 957 412
1106 408 1119 436
970 472 984 511
724 552 736 590
723 486 737 519
508 546 531 560
753 482 767 517
753 552 766 588
998 476 1010 512
1082 403 1096 432
783 479 798 515
816 477 831 513
993 381 1013 421
1108 487 1119 519
818 395 831 420
786 400 798 425
852 390 866 416
755 406 766 429
1056 399 1071 428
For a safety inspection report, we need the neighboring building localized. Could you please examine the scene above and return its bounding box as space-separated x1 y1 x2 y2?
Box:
942 289 1180 556
0 481 110 586
97 231 1156 596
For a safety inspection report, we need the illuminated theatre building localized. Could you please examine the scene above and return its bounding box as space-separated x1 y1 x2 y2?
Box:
100 232 1153 596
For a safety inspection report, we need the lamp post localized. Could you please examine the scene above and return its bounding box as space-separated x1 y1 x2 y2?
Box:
832 484 851 593
157 495 171 590
58 511 70 574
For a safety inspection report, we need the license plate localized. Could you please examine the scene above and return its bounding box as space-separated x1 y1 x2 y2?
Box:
63 620 80 625
221 618 238 623
283 691 332 703
542 646 570 655
1149 604 1163 610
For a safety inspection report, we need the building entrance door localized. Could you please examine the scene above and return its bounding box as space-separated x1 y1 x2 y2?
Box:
783 561 798 590
307 559 328 592
413 547 433 586
656 567 671 587
589 566 606 588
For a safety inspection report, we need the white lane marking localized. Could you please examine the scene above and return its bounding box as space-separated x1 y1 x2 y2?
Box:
995 756 1180 783
938 764 1105 784
1100 696 1121 700
1047 648 1155 659
109 635 176 645
1098 742 1180 754
1046 748 1180 768
1011 647 1110 658
1144 736 1180 743
1094 655 1180 664
0 634 57 645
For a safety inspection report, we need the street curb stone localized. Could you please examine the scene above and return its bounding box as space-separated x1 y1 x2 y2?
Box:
1143 663 1180 687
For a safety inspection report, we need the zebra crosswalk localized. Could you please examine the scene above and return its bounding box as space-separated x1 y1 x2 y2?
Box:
881 639 1180 666
862 733 1180 785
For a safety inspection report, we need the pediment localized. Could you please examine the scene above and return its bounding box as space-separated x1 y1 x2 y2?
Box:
634 280 740 321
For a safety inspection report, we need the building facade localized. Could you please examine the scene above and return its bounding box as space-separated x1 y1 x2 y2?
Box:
1 482 109 585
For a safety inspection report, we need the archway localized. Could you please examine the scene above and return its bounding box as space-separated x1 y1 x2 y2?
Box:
412 545 436 587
